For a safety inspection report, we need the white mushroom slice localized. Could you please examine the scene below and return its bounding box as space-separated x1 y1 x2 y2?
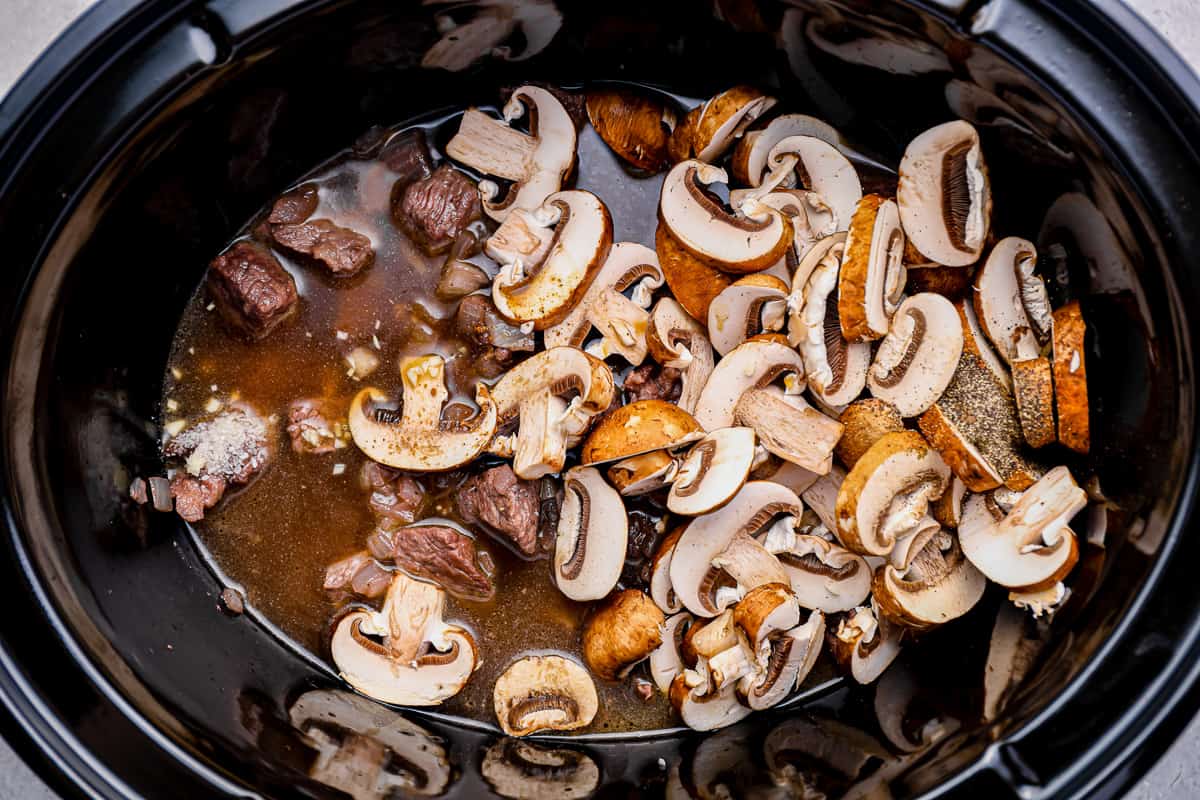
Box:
493 655 598 736
582 589 665 680
773 534 871 612
490 345 614 435
711 535 791 598
651 612 693 693
839 194 907 342
959 466 1083 590
659 160 793 272
668 427 757 516
422 0 562 71
490 190 614 328
707 275 790 355
983 603 1047 722
738 610 825 710
348 356 497 471
331 573 478 706
692 86 778 163
975 237 1052 363
835 431 950 557
485 208 556 267
868 292 964 418
481 740 599 800
788 231 846 304
706 641 758 691
445 85 576 221
831 604 903 684
669 674 753 731
872 530 987 629
729 189 837 262
731 113 842 187
694 339 806 431
790 236 871 405
734 388 843 475
897 120 991 267
511 388 572 479
545 241 664 362
801 464 846 535
647 297 715 415
606 450 681 496
671 481 799 616
650 526 686 614
762 460 822 497
554 466 628 601
763 135 863 231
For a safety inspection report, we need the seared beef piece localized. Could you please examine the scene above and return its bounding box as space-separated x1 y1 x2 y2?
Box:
163 406 271 485
454 295 535 352
359 462 424 526
207 241 298 340
623 364 683 404
286 399 340 454
501 83 587 131
267 183 319 225
323 551 392 599
381 128 434 188
271 219 374 276
389 525 494 601
456 465 540 556
620 509 661 588
396 164 482 255
170 474 227 523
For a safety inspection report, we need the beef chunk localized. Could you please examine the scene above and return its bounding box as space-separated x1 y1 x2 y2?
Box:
454 295 535 352
164 406 271 486
396 164 482 255
271 219 374 276
623 364 683 404
389 525 494 601
360 462 424 526
380 128 434 188
207 241 298 340
456 465 540 556
323 551 392 599
267 183 319 225
170 473 227 523
286 399 344 454
620 509 663 588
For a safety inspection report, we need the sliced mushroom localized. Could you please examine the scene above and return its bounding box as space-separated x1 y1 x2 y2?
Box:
544 241 664 365
770 534 872 612
481 740 600 800
734 388 844 475
931 476 967 528
580 399 702 495
836 399 904 470
650 526 686 614
707 275 790 355
830 603 903 684
485 207 556 267
668 427 757 516
1012 357 1056 448
873 662 960 756
554 466 628 601
1052 300 1089 454
731 189 838 264
348 355 497 471
975 237 1052 363
647 297 716 414
654 222 732 320
731 113 842 187
423 1 562 71
666 105 702 164
650 611 693 693
658 160 793 272
761 460 822 496
489 190 614 328
670 481 798 616
897 120 991 267
692 86 778 163
867 292 964 418
835 431 950 557
669 673 753 732
585 86 677 173
582 589 666 680
763 135 863 231
788 230 845 305
801 464 846 535
959 466 1083 590
740 608 825 710
446 85 576 221
905 262 975 300
1009 582 1069 618
330 573 478 705
839 194 907 342
694 339 806 431
493 655 598 736
983 603 1047 722
960 295 1013 391
872 530 986 629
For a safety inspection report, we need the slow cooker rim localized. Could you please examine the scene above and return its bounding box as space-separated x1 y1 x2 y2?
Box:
1 1 1200 798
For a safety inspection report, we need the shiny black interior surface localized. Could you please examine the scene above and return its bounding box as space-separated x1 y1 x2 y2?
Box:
0 0 1199 797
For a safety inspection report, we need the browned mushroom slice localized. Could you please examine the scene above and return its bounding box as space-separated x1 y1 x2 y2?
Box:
654 222 732 320
839 195 907 342
585 86 677 173
647 297 716 414
707 275 790 355
736 590 825 710
581 399 703 496
1052 300 1090 454
872 530 986 629
931 475 967 528
692 86 778 163
897 120 991 267
905 263 975 299
734 388 844 475
867 293 963 418
668 427 757 516
829 603 903 684
836 399 905 470
835 431 950 557
554 466 628 601
582 589 665 680
974 237 1052 364
1012 357 1056 448
731 113 842 187
667 106 702 164
493 655 598 736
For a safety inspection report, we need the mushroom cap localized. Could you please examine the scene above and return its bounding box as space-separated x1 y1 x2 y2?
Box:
733 583 800 644
707 274 790 356
897 120 991 266
481 740 600 800
737 609 825 710
693 86 778 163
348 357 497 471
836 399 905 470
666 105 701 165
774 534 872 613
492 190 614 329
1052 300 1089 454
838 194 907 342
493 655 599 736
654 222 731 320
554 466 628 601
694 339 807 431
585 86 677 173
835 430 950 557
647 296 715 414
581 399 703 465
491 346 614 427
669 675 753 731
959 466 1084 590
1012 357 1056 449
867 292 964 418
734 388 844 475
830 605 903 685
650 525 687 614
731 113 842 187
582 589 666 680
650 611 693 693
658 160 793 272
871 532 987 629
668 427 757 516
765 135 863 231
974 237 1051 364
